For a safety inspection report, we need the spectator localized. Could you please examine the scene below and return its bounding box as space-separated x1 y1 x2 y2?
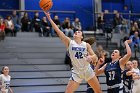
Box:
123 5 130 20
113 13 123 33
113 12 129 34
21 12 31 32
72 18 82 32
0 18 5 41
129 31 140 52
5 15 16 37
97 12 105 33
41 16 51 37
32 12 42 33
130 22 140 36
11 10 21 32
123 5 131 29
52 15 61 37
62 17 74 37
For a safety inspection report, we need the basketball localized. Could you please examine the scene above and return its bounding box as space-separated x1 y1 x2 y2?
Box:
39 0 53 11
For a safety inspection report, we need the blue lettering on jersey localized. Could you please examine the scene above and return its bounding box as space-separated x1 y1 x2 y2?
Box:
4 81 10 89
4 81 10 83
72 47 85 59
72 47 85 52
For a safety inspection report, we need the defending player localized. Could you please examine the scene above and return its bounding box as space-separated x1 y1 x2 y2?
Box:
123 61 134 93
132 60 140 93
95 40 132 93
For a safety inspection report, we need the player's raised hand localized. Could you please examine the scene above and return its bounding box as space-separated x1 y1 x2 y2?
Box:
44 11 51 20
125 39 132 44
97 58 104 65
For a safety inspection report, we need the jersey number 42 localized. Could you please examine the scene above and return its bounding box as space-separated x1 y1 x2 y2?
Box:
75 52 83 59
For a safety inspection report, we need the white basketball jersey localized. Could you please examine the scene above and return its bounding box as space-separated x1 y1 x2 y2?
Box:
132 68 140 75
0 74 11 93
68 40 90 71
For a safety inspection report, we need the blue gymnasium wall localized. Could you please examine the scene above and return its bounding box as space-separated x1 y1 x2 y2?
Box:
25 0 94 30
102 0 140 13
0 0 19 18
102 0 140 20
1 0 140 28
102 0 124 13
124 0 140 13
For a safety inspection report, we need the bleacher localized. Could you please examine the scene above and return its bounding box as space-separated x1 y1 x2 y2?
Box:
0 31 121 93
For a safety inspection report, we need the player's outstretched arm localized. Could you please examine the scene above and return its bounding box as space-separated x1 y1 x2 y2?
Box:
9 87 14 93
132 73 140 80
94 58 106 76
120 40 132 69
44 11 71 48
86 43 98 65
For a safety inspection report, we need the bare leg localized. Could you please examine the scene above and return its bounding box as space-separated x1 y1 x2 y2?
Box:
65 80 80 93
87 76 102 93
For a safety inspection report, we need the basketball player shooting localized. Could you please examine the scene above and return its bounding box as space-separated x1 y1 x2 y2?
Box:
44 11 102 93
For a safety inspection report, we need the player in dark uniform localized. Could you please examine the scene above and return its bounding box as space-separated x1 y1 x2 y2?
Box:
123 61 134 93
95 40 132 93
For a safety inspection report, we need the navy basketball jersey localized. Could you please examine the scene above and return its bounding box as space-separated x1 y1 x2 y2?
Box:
123 70 133 93
105 60 122 86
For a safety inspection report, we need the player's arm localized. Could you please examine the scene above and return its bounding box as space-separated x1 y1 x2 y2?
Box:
0 75 4 89
126 70 135 76
86 43 98 65
132 73 140 80
0 75 4 91
119 40 132 70
94 58 106 76
44 12 71 48
9 87 13 93
0 85 4 89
